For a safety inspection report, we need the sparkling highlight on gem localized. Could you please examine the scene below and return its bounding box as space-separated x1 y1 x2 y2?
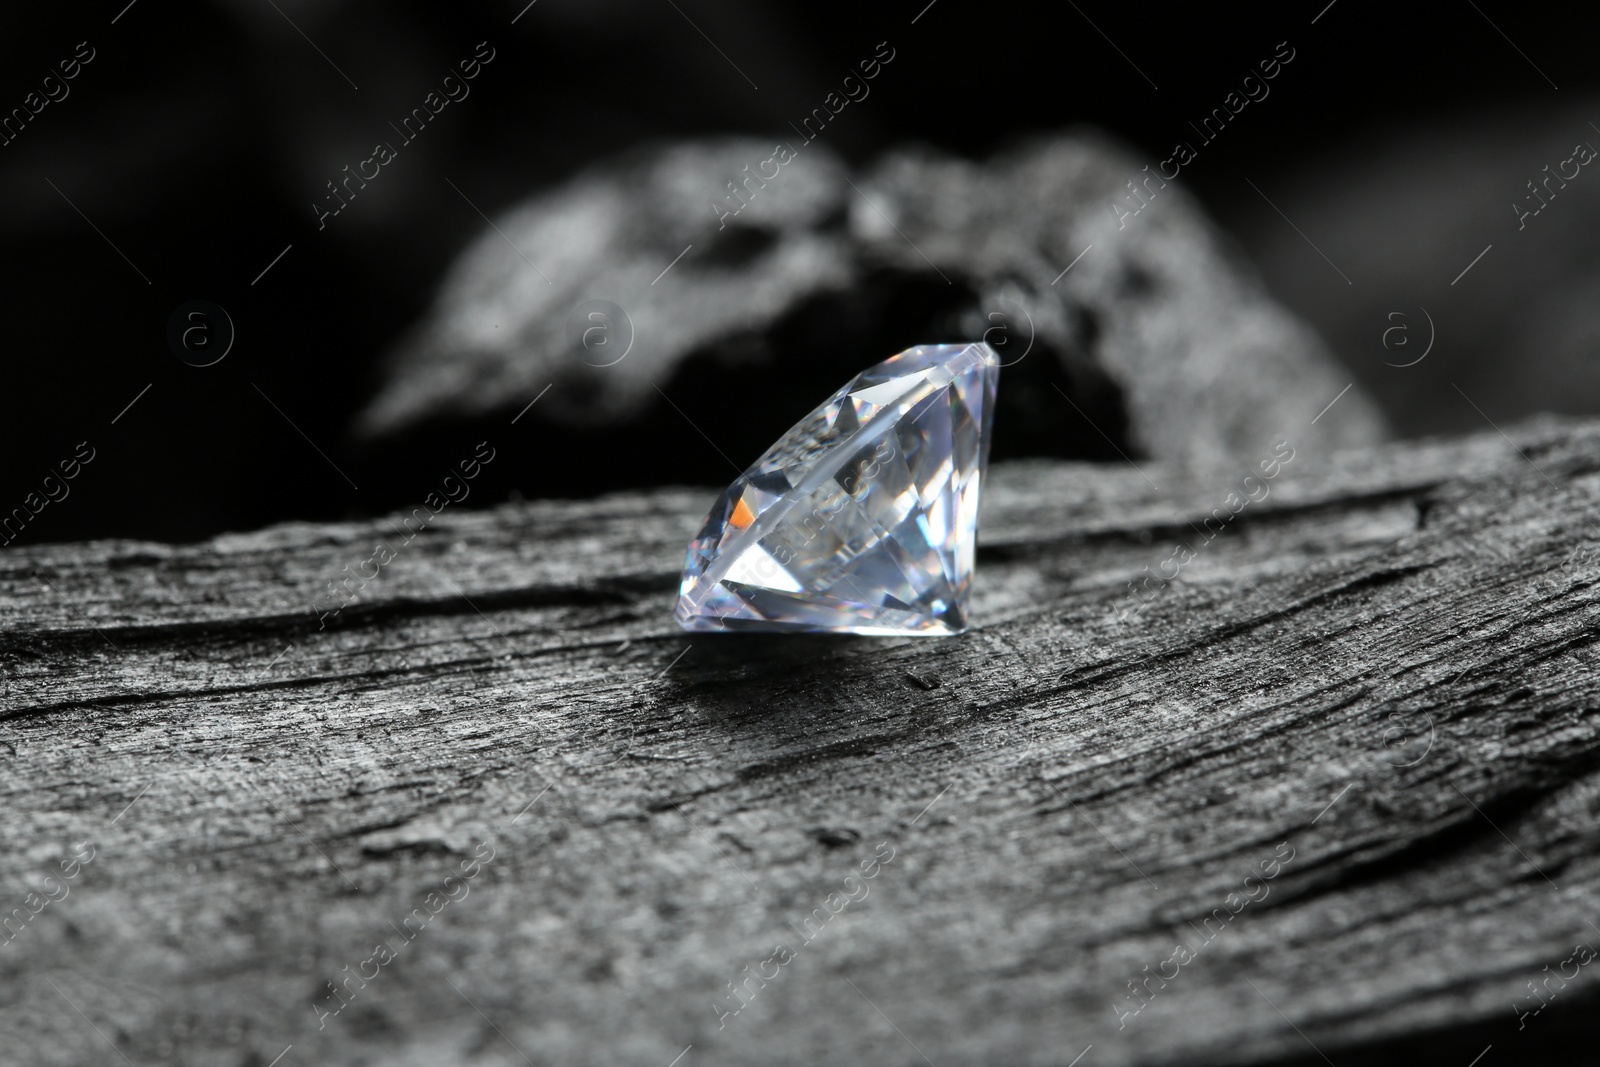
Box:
675 343 999 635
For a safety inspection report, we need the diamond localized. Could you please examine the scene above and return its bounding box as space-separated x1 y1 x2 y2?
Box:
675 343 999 635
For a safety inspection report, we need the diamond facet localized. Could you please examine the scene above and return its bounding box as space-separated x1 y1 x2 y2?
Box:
675 343 999 636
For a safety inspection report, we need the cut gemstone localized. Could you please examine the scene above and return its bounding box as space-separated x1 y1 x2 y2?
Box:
675 342 999 636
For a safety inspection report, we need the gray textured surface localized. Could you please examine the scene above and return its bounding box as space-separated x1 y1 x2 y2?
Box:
358 133 1386 468
5 417 1600 1065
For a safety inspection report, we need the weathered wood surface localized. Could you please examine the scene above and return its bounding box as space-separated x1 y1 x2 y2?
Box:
4 417 1600 1066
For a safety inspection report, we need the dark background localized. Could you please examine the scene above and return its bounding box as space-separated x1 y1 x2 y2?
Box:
1 0 1593 545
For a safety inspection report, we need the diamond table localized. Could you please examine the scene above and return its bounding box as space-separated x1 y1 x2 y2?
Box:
675 343 999 636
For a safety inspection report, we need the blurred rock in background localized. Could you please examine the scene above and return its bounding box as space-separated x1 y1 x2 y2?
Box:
0 0 1592 542
359 132 1383 494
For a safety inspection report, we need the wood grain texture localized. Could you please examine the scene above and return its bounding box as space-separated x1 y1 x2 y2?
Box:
3 417 1600 1067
